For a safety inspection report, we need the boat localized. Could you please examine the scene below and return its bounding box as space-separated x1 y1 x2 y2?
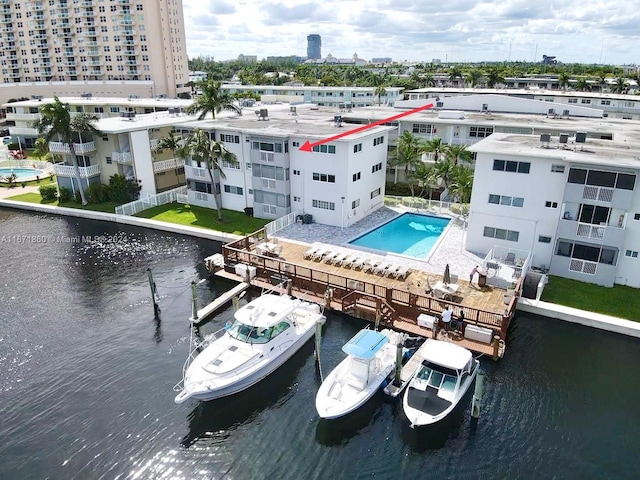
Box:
402 339 479 427
174 293 325 404
315 328 405 419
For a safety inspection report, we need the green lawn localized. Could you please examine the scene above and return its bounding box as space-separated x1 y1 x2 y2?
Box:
541 275 640 321
6 192 119 213
135 202 270 235
0 175 56 188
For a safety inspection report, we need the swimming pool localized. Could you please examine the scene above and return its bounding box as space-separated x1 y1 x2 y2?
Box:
0 167 45 181
348 212 450 258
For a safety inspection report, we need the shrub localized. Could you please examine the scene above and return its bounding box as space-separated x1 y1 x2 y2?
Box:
39 184 58 200
58 186 71 202
87 182 108 204
106 174 141 203
74 189 83 204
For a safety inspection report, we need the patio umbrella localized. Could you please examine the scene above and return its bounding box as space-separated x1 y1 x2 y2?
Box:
443 263 451 285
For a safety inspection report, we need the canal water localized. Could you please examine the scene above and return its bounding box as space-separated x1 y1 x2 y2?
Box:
1 208 639 479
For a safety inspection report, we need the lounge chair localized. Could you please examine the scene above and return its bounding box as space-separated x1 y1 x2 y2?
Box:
505 252 516 266
303 246 320 259
393 265 410 279
363 259 382 273
323 251 341 264
332 252 350 265
374 262 393 275
339 255 356 267
312 247 330 261
347 257 364 269
384 264 401 277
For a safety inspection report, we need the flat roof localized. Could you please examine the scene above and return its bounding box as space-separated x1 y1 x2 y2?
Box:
470 132 640 169
405 86 640 102
2 96 192 109
97 111 197 134
221 84 403 93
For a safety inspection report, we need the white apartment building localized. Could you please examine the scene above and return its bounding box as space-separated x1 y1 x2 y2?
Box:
405 87 640 121
467 131 640 288
220 85 404 108
178 105 393 226
0 0 189 105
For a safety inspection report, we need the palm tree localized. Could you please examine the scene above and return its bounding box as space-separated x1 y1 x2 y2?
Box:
448 67 463 86
32 96 100 205
465 69 483 88
158 131 187 184
557 72 571 91
421 137 446 163
574 78 591 92
445 144 473 166
185 80 242 120
411 162 439 200
448 165 474 203
31 137 51 163
485 68 505 88
611 77 630 94
433 158 456 190
187 129 238 221
374 85 387 106
390 131 423 185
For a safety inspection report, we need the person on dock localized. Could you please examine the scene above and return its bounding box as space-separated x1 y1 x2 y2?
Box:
441 306 453 330
469 265 479 286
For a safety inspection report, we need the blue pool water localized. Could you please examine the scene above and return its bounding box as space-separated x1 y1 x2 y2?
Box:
348 212 450 258
0 167 44 180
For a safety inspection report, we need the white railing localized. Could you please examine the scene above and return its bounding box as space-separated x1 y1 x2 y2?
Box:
176 193 188 204
9 127 39 135
576 223 605 240
115 185 187 216
583 185 613 202
0 159 54 172
112 151 132 164
53 163 101 178
150 138 160 150
384 195 469 219
153 157 185 173
185 164 209 179
49 140 96 154
569 259 598 275
265 210 300 236
5 112 40 121
260 152 274 162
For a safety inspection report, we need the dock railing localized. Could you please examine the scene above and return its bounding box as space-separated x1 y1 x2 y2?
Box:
223 229 516 339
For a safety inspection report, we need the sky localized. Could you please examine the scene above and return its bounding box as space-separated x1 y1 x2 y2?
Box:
181 0 640 65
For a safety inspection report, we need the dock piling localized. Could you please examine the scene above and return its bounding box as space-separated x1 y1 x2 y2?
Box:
394 342 403 387
492 335 500 360
471 370 485 418
147 268 159 315
315 318 324 382
190 281 198 322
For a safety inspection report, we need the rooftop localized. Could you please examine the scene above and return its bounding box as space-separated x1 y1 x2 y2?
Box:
2 96 192 110
406 86 640 102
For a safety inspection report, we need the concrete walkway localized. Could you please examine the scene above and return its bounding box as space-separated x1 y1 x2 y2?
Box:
0 184 41 199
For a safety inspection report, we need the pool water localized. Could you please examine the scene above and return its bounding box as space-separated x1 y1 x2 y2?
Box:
349 212 450 258
0 167 45 180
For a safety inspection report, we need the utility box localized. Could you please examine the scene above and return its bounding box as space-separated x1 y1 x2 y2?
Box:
234 263 256 280
417 313 436 330
464 325 493 344
303 214 313 224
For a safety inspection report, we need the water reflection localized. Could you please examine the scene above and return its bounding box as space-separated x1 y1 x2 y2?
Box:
181 342 314 447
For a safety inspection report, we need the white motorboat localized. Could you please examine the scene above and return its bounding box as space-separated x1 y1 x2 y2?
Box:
315 328 404 419
402 339 479 427
174 293 325 404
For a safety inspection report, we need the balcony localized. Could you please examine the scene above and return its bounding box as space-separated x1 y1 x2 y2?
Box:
112 151 132 164
9 126 39 135
49 140 96 154
185 164 209 180
5 112 40 121
53 163 101 178
153 158 185 173
149 138 160 150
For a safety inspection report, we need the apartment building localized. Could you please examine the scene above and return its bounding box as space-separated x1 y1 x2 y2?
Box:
177 105 393 226
404 87 640 121
467 132 640 288
0 0 189 104
220 85 404 108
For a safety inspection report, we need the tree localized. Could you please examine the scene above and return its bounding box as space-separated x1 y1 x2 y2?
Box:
421 137 446 163
187 129 239 221
185 80 242 120
448 165 474 203
158 131 187 184
32 96 100 205
448 67 463 86
574 78 591 92
465 69 483 88
445 144 473 166
433 158 456 190
611 77 630 94
374 85 387 106
485 68 505 88
411 162 439 200
32 137 51 163
558 72 571 91
390 131 423 187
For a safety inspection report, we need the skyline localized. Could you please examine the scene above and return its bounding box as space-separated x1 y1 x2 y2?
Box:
182 0 640 65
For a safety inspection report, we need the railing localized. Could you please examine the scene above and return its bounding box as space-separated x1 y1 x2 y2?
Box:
112 151 132 164
115 185 187 216
583 185 613 202
185 164 209 180
49 140 96 154
569 259 597 275
265 211 300 237
53 163 100 178
384 195 469 219
5 112 40 121
576 222 605 240
0 159 54 172
153 158 185 173
222 228 514 339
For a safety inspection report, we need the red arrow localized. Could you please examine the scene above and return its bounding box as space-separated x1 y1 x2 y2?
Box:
299 103 434 152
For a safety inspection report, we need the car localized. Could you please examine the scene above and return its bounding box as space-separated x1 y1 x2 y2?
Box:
1 136 12 145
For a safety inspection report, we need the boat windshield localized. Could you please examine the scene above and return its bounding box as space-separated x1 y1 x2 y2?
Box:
417 362 458 393
226 320 290 344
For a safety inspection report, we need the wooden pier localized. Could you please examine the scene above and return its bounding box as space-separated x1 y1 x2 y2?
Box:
192 282 249 325
384 340 431 398
216 229 519 359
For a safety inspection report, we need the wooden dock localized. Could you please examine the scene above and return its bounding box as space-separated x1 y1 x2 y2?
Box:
192 282 249 325
384 340 431 398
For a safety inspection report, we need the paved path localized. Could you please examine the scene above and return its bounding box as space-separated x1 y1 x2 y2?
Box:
0 184 42 199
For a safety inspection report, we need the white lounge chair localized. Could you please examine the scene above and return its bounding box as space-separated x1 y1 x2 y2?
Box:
323 251 341 264
393 265 410 279
312 247 330 261
339 255 355 267
384 264 401 277
374 262 393 275
362 259 382 273
332 252 350 265
303 246 320 259
347 257 364 269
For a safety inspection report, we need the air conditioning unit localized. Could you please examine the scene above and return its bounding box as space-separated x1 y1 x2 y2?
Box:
128 94 139 100
289 105 297 114
155 94 167 100
255 108 269 121
120 111 136 120
575 132 587 143
563 109 570 116
559 133 569 144
540 133 551 148
436 101 444 108
347 279 363 290
31 95 43 101
334 115 342 127
80 92 92 98
548 108 556 116
168 107 180 115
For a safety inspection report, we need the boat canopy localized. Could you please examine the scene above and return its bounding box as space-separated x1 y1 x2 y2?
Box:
342 330 389 360
421 339 472 371
234 294 295 327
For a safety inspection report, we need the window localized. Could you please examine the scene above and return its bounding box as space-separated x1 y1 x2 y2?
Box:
469 126 493 138
353 143 362 153
568 98 577 104
625 250 639 258
373 136 384 146
634 213 640 221
292 141 299 147
222 159 240 169
372 162 383 173
581 99 591 104
312 199 335 210
224 185 243 195
568 167 636 190
293 196 300 202
412 123 434 134
220 134 240 143
312 172 335 183
352 199 360 209
488 194 524 207
555 240 618 265
370 187 381 199
601 100 611 105
545 201 558 208
312 144 336 154
105 156 112 164
352 172 361 182
483 226 519 242
538 235 552 243
551 164 565 173
293 169 300 176
493 159 530 174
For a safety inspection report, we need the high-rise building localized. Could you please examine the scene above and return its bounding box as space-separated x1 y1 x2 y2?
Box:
0 0 189 103
307 34 321 60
